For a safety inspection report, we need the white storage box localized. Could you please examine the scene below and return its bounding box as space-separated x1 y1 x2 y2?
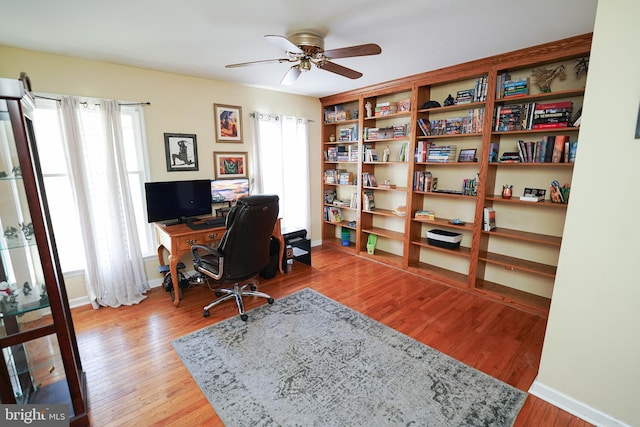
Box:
427 229 462 249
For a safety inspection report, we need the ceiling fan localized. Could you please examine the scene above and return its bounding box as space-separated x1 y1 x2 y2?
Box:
225 32 382 85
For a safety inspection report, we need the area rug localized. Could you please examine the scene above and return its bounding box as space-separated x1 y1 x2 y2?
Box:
171 288 526 426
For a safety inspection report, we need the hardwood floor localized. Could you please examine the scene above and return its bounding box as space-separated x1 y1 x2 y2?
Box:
70 245 590 426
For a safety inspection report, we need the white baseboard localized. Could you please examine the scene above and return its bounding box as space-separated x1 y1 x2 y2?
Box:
67 277 165 309
529 379 630 427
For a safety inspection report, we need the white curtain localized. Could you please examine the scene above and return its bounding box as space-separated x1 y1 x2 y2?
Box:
252 113 310 234
59 97 148 308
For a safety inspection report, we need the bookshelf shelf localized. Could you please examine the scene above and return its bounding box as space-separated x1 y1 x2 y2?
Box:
320 33 591 317
478 251 557 278
416 132 483 140
495 87 586 104
361 226 404 241
485 196 569 208
411 238 472 258
482 228 562 247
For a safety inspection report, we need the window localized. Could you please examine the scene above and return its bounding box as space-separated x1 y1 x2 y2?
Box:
33 98 152 273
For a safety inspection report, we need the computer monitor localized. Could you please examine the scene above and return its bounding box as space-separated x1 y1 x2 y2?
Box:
144 179 212 224
210 178 249 203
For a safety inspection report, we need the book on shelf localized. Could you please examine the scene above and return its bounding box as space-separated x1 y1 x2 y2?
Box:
415 210 435 221
520 187 546 202
338 172 353 185
489 142 500 162
365 147 379 162
392 206 407 216
324 188 337 204
333 199 350 207
329 207 342 223
350 193 358 209
417 118 431 136
361 172 378 187
363 190 375 211
413 170 434 192
483 207 496 231
552 135 569 163
397 99 410 112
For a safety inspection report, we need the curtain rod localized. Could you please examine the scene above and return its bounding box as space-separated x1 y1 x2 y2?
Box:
34 94 150 106
250 112 314 122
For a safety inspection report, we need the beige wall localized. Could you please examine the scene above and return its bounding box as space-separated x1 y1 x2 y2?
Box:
0 46 322 300
533 0 640 425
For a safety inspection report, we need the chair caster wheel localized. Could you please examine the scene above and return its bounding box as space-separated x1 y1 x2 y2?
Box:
203 310 210 317
250 284 257 291
215 291 223 297
240 314 248 321
267 298 274 304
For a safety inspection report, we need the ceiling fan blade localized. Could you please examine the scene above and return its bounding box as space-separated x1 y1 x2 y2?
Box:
318 61 363 79
265 35 303 54
323 43 381 59
226 58 292 68
281 65 302 85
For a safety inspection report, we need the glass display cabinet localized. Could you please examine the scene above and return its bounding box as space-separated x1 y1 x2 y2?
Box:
0 75 88 425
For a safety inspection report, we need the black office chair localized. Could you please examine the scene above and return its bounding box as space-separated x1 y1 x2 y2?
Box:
192 195 279 321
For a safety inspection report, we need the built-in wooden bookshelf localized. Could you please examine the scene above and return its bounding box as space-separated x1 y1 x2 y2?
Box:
320 33 592 317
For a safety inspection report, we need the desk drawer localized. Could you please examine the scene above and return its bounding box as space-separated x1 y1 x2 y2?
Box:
177 234 205 251
203 230 223 245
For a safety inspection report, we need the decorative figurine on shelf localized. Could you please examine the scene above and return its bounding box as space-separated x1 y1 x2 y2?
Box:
382 145 390 162
20 222 34 240
22 281 32 296
443 94 455 106
532 64 566 93
12 166 22 177
502 184 513 199
574 57 589 78
329 134 336 142
0 281 19 314
4 226 18 239
40 283 49 305
365 101 373 118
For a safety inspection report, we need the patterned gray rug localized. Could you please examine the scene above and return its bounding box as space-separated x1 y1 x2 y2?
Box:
171 288 526 426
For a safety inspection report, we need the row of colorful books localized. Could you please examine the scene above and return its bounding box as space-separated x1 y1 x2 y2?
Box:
417 109 484 136
494 101 574 131
364 124 410 140
515 135 578 163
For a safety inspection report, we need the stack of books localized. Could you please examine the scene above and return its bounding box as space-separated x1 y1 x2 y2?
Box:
375 102 398 116
531 101 573 129
494 104 524 131
455 88 475 104
415 210 435 221
427 145 457 163
413 171 434 192
502 78 529 98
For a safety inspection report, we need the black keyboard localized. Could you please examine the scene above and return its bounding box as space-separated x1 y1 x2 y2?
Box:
187 217 226 230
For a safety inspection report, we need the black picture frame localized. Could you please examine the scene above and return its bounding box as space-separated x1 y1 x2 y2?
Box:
164 133 198 172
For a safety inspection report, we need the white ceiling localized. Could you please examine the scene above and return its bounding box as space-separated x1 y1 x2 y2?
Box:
0 0 598 99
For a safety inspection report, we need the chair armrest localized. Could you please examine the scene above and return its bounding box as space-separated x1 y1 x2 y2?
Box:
192 244 225 281
191 244 221 262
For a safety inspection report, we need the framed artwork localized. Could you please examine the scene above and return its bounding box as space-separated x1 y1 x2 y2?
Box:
213 151 248 179
214 103 243 143
164 133 198 171
458 148 477 162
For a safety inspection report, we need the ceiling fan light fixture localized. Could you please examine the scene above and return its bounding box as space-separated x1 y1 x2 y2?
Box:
300 59 312 72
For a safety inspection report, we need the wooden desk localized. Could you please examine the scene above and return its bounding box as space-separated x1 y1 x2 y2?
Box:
155 218 285 306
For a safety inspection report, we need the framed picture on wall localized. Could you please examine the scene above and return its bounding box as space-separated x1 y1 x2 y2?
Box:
164 133 198 171
213 151 248 179
214 103 243 143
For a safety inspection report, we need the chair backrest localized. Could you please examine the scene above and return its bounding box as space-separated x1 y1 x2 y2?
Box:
217 195 279 281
